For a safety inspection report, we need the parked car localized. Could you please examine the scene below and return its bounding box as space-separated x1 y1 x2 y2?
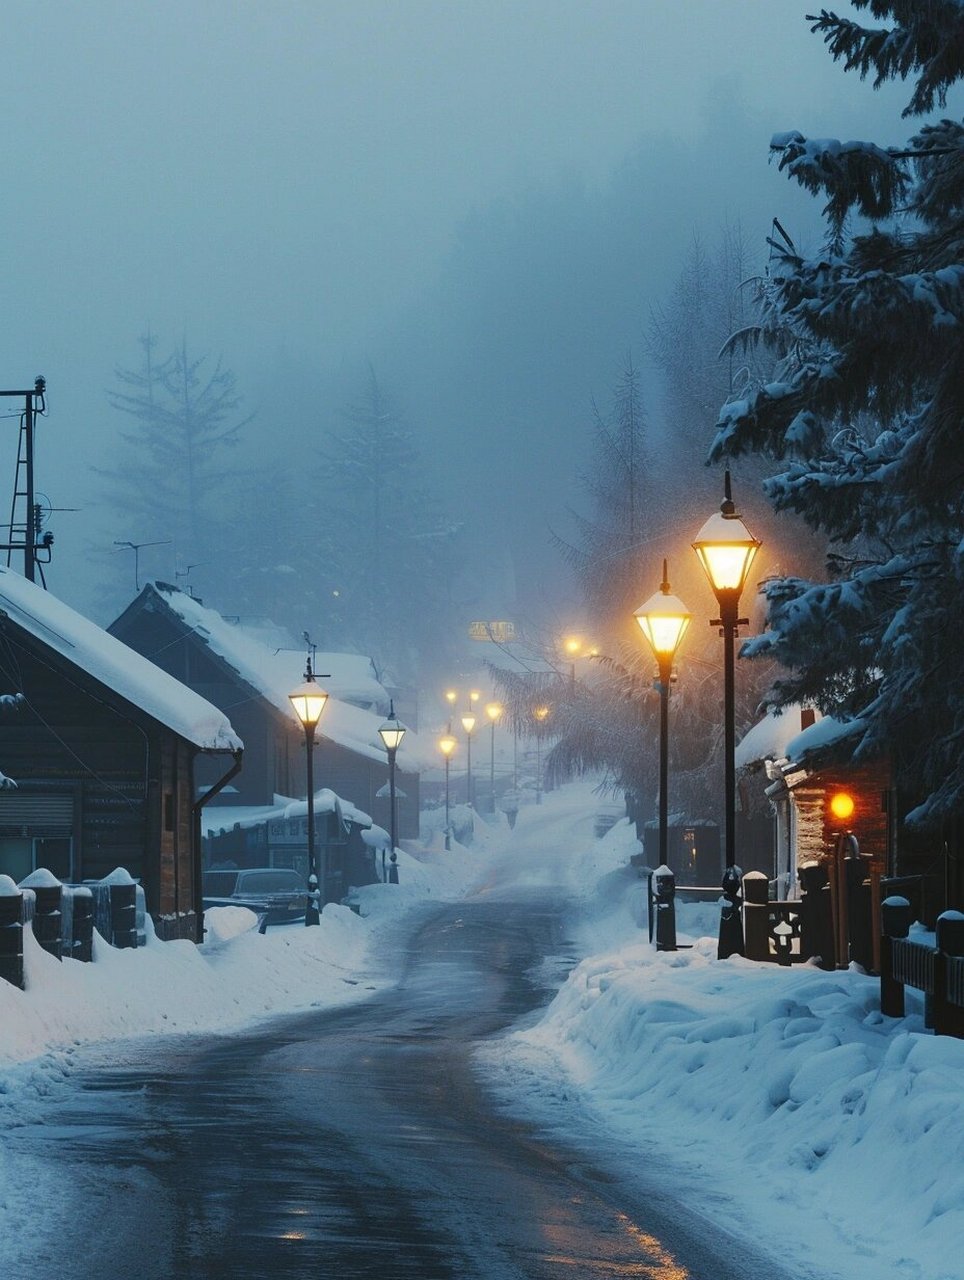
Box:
202 867 308 925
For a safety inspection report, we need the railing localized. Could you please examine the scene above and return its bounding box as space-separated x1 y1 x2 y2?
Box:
880 897 964 1037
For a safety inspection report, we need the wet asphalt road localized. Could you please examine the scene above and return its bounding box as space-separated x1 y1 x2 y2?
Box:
7 891 802 1280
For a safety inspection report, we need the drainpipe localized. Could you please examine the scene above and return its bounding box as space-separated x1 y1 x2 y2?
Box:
191 749 243 943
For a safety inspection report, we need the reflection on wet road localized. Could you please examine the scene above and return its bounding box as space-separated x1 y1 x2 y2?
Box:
6 893 794 1279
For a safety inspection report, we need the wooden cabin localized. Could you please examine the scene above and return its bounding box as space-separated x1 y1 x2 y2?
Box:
0 569 242 940
108 584 433 867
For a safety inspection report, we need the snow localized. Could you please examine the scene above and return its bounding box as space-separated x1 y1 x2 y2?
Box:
134 581 437 772
0 568 241 752
735 703 822 768
1 781 962 1280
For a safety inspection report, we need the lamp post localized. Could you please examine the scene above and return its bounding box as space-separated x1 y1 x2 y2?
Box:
461 711 476 808
288 664 330 926
378 701 407 883
485 701 502 812
533 704 550 804
438 726 457 849
692 469 761 958
634 560 691 870
563 636 598 694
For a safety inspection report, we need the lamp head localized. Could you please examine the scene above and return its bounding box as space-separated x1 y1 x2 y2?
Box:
288 675 329 730
633 560 691 660
692 470 761 600
378 700 407 753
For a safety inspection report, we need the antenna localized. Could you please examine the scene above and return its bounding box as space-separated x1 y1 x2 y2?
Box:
113 539 172 592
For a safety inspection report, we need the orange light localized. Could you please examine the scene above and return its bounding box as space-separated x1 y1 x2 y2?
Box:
829 791 855 823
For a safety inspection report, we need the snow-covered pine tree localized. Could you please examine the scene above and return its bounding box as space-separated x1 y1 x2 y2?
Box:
554 357 655 642
101 332 252 587
312 366 461 682
710 3 964 826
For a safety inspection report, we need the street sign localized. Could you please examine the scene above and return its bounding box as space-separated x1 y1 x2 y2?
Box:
468 620 516 642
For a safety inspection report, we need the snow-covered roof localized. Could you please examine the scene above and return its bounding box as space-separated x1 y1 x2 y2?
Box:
201 788 372 838
146 583 389 711
0 569 241 752
785 714 865 763
735 705 822 769
133 583 435 772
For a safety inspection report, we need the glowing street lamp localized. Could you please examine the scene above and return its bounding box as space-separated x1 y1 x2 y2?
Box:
634 560 691 871
378 700 407 883
533 704 550 805
461 710 477 808
485 701 502 813
693 469 762 958
438 727 458 850
288 664 330 925
445 688 458 707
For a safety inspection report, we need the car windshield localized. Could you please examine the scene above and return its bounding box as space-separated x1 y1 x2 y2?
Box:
236 870 303 895
203 871 239 896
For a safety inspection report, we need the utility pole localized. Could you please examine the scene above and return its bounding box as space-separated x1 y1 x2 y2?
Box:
0 378 50 582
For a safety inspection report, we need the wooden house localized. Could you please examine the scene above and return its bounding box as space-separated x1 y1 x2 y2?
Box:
736 706 894 898
108 584 434 895
0 569 242 941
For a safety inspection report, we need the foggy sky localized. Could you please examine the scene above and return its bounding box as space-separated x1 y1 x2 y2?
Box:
0 1 940 630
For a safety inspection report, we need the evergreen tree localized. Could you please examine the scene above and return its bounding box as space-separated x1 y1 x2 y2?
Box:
710 3 964 826
554 357 655 643
312 366 461 681
101 332 252 591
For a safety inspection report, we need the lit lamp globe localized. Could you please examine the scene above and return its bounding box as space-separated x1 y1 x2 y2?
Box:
829 791 856 825
377 704 407 753
485 701 502 724
692 483 761 605
438 730 457 758
461 712 477 735
288 677 329 730
633 565 691 666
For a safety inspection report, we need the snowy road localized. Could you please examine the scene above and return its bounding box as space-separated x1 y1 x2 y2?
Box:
6 882 804 1280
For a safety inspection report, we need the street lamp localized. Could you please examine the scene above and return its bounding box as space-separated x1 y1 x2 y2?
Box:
485 701 502 813
438 726 458 849
288 664 330 925
562 635 598 693
634 560 691 871
461 710 477 808
445 688 458 708
378 700 407 883
692 468 761 958
533 704 550 804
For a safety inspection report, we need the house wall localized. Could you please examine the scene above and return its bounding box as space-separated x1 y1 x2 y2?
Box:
793 761 891 872
0 637 199 923
111 600 421 837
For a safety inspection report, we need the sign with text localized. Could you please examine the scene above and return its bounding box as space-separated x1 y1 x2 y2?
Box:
468 620 516 643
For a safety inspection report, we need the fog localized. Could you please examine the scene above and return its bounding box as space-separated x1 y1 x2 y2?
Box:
0 1 927 676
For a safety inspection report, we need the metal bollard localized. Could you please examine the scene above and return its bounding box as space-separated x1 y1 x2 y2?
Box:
388 851 399 885
742 871 770 962
20 870 63 961
0 877 24 989
718 865 744 959
651 865 677 952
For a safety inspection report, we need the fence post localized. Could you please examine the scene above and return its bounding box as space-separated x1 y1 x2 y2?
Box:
742 871 770 962
798 861 834 968
108 882 138 949
934 912 964 1038
20 869 63 961
70 887 94 962
0 875 24 989
880 895 912 1018
845 845 874 971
